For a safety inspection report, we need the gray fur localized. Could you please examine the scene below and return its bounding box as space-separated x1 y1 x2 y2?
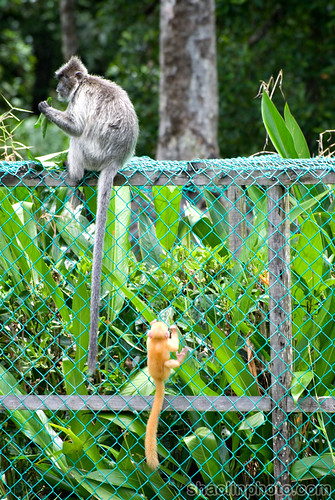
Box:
38 56 139 376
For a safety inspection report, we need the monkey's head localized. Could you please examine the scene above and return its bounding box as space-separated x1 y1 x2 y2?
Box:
148 321 169 340
55 56 88 102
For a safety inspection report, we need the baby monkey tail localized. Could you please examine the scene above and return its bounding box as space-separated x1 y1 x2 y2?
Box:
145 379 165 470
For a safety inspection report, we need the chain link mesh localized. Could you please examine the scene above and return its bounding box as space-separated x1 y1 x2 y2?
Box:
0 156 334 499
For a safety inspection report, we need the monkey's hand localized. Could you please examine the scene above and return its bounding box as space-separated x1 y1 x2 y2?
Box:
176 347 188 364
38 100 51 115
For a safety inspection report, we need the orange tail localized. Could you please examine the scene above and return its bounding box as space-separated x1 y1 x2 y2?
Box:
145 380 165 469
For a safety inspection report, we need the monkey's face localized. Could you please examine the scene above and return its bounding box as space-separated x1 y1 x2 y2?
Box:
56 75 80 102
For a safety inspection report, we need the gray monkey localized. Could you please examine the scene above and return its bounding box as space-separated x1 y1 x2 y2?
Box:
38 56 139 375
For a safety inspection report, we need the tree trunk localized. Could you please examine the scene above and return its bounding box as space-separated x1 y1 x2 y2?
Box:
60 0 78 61
157 0 219 160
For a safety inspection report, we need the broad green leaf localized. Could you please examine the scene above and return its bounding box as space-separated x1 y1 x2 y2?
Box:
103 186 131 320
203 189 229 241
56 205 93 256
105 456 181 500
238 412 265 434
293 217 325 292
120 366 154 396
35 463 77 493
178 357 218 397
153 185 182 251
0 190 32 280
71 470 143 500
184 427 227 486
0 228 22 286
261 91 298 158
86 469 142 490
291 453 335 481
70 272 90 371
138 210 165 267
0 364 67 471
52 422 99 473
209 320 258 396
290 371 314 404
109 274 156 324
62 358 102 464
186 204 222 248
111 421 179 477
314 293 335 391
284 103 310 158
191 218 222 248
289 189 330 221
62 323 103 467
0 196 70 323
101 413 147 437
63 357 88 397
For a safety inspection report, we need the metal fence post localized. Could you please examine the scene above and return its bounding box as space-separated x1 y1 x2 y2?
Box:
267 184 294 499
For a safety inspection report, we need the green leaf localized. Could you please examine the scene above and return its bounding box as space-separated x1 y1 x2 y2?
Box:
209 320 259 396
291 453 335 481
153 185 182 251
238 412 265 434
138 210 165 267
71 470 142 500
0 228 22 287
186 204 222 248
56 204 93 256
34 96 52 137
261 91 298 158
120 366 155 396
284 103 310 158
0 364 67 471
178 357 219 397
68 271 91 371
86 469 141 490
290 371 314 404
314 293 335 391
203 189 229 241
289 189 330 221
101 413 147 437
292 217 325 292
110 274 156 324
0 196 70 323
103 186 131 321
184 427 227 486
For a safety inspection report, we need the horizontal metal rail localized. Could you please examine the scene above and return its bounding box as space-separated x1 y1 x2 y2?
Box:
0 395 334 413
1 164 335 187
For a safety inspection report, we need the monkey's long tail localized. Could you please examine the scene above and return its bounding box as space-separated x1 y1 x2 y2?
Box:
145 379 165 470
87 164 118 376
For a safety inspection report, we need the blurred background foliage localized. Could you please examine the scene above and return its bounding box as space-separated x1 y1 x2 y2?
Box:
1 0 335 158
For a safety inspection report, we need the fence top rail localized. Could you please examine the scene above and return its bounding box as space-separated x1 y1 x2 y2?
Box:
0 394 334 413
1 155 335 186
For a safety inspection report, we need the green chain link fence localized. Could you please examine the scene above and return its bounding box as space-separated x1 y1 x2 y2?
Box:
0 155 335 500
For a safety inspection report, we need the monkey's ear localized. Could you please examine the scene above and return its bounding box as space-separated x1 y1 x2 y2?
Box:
75 71 85 81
